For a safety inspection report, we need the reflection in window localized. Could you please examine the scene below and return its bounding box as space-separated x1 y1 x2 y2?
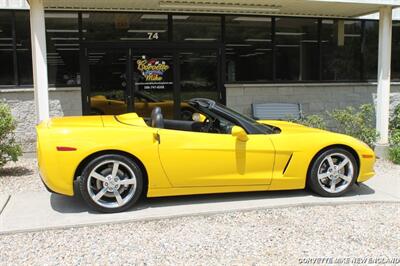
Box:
180 51 218 100
364 21 378 80
392 23 400 80
275 17 318 81
0 11 14 85
173 15 221 42
83 13 168 41
88 49 128 115
321 20 362 81
225 16 272 82
45 12 80 86
15 11 33 85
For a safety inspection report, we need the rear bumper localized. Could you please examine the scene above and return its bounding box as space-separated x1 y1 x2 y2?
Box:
39 173 63 195
37 149 75 196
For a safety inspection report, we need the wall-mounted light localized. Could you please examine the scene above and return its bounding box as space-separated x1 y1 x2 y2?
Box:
51 37 79 41
244 38 271 42
45 13 89 19
184 38 216 41
120 37 149 40
127 29 166 33
233 17 271 22
275 32 306 36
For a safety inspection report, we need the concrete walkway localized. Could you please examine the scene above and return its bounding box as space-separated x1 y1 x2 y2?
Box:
0 175 399 234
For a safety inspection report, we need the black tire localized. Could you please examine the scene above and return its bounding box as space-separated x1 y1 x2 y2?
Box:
79 154 143 213
307 148 358 197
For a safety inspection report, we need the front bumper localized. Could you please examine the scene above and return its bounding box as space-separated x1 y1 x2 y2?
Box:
357 154 376 183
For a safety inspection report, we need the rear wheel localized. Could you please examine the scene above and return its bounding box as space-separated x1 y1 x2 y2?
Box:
308 148 358 197
79 154 143 213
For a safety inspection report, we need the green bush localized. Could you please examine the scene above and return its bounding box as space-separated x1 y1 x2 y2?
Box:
389 129 400 164
328 104 378 148
389 104 400 164
390 104 400 130
290 115 327 130
0 102 22 168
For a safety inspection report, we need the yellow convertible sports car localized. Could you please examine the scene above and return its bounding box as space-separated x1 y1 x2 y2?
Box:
37 98 376 213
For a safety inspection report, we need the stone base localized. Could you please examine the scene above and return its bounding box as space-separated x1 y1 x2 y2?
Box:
0 87 82 153
374 143 390 159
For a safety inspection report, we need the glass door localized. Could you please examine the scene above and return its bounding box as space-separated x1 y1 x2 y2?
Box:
179 50 220 102
86 48 130 115
81 45 223 119
131 50 176 119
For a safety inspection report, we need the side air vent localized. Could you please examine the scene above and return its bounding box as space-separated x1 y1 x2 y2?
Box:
282 153 293 175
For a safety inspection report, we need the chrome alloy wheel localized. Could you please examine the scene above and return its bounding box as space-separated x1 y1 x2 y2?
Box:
317 153 354 193
87 160 137 209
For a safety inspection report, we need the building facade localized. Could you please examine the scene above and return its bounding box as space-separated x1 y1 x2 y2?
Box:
0 0 399 152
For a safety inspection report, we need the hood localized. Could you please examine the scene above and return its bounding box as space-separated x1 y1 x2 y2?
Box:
257 120 326 134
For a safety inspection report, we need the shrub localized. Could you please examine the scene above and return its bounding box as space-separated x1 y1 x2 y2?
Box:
389 129 400 164
290 115 327 130
390 104 400 130
0 102 22 168
328 104 378 148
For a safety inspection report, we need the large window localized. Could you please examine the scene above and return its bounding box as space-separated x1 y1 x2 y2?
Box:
393 23 400 80
173 15 221 42
83 13 168 41
275 17 319 81
225 16 272 82
15 11 33 85
0 11 14 85
45 12 80 85
1 11 400 87
321 20 362 81
363 21 379 80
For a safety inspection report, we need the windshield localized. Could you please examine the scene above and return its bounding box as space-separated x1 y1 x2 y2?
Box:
214 103 274 134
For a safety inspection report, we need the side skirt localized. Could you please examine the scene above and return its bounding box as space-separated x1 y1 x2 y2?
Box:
147 185 271 198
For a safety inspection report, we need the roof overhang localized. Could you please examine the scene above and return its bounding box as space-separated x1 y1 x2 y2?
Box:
38 0 400 18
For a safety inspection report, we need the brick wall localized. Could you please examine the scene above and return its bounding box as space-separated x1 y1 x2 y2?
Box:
0 87 82 152
226 83 400 118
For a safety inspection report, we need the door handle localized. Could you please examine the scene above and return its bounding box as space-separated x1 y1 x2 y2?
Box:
153 133 160 144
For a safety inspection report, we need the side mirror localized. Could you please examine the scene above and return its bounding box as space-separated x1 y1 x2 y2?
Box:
231 126 248 142
192 113 206 122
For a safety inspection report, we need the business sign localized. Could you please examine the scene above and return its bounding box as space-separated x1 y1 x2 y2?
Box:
136 55 172 90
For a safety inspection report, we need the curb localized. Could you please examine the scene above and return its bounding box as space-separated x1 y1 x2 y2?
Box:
1 199 398 235
0 195 10 215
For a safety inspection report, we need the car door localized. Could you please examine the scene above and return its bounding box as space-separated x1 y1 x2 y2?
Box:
157 128 275 187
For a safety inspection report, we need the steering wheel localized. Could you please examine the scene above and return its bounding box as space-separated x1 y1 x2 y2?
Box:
202 117 214 132
202 117 221 133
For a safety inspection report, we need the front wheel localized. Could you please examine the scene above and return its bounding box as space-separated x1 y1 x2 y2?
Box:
79 154 143 213
308 148 358 197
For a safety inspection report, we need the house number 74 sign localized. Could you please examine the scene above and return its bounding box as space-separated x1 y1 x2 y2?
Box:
147 32 159 40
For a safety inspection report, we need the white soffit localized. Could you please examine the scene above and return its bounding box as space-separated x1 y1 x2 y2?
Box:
1 0 29 9
40 0 400 18
360 7 400 20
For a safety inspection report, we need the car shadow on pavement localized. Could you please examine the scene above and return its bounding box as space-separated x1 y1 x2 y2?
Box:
0 166 34 177
49 182 375 214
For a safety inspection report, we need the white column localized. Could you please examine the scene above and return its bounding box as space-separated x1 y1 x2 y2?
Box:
376 6 392 155
29 0 49 123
